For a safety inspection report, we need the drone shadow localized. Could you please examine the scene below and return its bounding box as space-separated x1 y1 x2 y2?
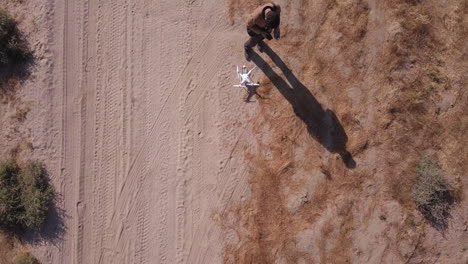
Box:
250 44 356 168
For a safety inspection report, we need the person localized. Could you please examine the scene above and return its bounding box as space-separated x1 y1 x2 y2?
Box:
244 3 281 61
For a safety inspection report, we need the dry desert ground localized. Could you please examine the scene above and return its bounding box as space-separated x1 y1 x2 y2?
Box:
0 0 467 263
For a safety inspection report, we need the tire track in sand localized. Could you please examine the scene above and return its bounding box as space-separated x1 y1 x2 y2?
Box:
57 0 248 262
60 0 130 262
60 0 87 262
174 34 225 264
104 18 225 263
174 16 255 264
110 21 223 227
91 0 129 262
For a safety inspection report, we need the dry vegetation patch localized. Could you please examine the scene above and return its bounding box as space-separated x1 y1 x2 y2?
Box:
14 252 40 264
223 0 466 263
0 2 58 263
411 158 454 231
223 1 370 262
0 233 39 264
0 8 32 97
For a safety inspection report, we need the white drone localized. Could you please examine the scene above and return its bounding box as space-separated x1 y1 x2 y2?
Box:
233 65 260 90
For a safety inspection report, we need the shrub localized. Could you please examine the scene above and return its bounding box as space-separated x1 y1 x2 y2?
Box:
0 160 53 231
18 161 53 229
0 8 31 67
0 161 22 228
15 252 40 264
411 158 454 230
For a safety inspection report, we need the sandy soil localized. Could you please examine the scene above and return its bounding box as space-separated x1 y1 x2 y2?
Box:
44 0 259 263
3 0 255 263
222 0 467 263
2 0 466 263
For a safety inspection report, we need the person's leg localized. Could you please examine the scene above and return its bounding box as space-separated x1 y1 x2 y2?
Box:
257 40 266 53
244 33 264 50
244 33 264 61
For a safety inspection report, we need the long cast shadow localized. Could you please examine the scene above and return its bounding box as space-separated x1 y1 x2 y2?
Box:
251 44 356 168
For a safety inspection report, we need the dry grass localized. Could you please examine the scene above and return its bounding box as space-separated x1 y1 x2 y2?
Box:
0 4 37 264
223 0 369 262
14 252 39 264
13 104 30 122
0 232 38 264
0 79 19 102
0 232 22 264
412 158 454 231
381 0 466 210
223 0 467 262
318 201 354 263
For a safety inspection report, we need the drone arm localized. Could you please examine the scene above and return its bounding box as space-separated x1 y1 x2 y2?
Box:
245 83 260 88
247 66 257 76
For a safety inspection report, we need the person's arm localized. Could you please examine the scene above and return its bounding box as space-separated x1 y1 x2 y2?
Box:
274 27 280 40
273 4 281 39
249 23 272 39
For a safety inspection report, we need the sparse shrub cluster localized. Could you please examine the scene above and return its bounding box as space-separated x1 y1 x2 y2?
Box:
15 252 40 264
0 160 53 231
411 158 454 230
0 8 31 68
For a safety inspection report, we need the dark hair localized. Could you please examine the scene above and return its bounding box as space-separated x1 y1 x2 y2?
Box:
265 11 280 29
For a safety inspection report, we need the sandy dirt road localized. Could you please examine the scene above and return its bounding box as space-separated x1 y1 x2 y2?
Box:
43 0 253 263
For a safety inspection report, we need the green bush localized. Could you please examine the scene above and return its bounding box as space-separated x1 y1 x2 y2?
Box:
0 160 53 231
0 8 32 67
411 158 454 230
18 162 53 229
15 252 40 264
0 161 22 227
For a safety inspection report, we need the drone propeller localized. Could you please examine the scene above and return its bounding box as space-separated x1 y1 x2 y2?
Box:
246 66 257 76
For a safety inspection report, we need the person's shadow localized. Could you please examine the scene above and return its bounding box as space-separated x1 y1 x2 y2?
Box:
251 44 356 169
